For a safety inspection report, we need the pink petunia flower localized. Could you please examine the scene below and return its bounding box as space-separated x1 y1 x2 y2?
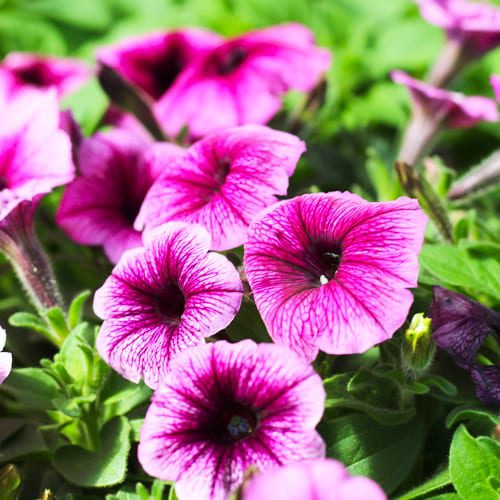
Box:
56 129 183 263
0 90 74 310
154 23 331 137
242 459 386 500
97 29 222 100
0 327 12 385
94 222 243 389
136 125 305 251
244 192 427 361
0 53 89 101
392 70 498 164
138 340 325 500
415 0 500 55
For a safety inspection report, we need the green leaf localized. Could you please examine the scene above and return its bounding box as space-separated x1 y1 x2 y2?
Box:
446 405 498 432
129 419 143 442
52 397 82 418
419 375 458 398
44 307 70 341
0 424 48 463
449 425 500 500
2 368 60 410
53 417 131 488
68 290 91 329
8 311 50 335
324 369 415 425
323 414 424 493
419 244 500 302
0 465 21 500
397 468 451 500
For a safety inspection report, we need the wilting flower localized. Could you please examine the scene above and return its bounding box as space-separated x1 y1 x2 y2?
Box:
94 222 243 389
137 125 305 251
242 459 386 500
244 192 427 361
138 340 325 500
392 70 498 165
97 29 221 100
154 23 331 137
0 90 74 311
0 327 12 385
430 286 499 405
0 52 89 101
57 130 182 263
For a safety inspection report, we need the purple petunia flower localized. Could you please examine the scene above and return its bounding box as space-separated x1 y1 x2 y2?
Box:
0 327 12 385
392 70 498 165
242 459 386 500
138 340 325 500
0 53 89 101
56 129 183 263
97 29 222 101
244 192 427 361
154 23 331 137
94 222 243 389
415 0 500 55
392 70 499 128
0 90 74 310
136 125 305 251
430 286 500 405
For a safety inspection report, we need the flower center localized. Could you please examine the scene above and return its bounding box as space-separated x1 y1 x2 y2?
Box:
213 157 231 186
154 282 185 320
0 175 8 191
311 240 342 285
15 64 48 87
216 46 247 75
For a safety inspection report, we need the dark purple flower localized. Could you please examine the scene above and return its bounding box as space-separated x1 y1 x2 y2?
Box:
94 222 243 389
430 286 500 405
138 340 325 500
154 23 331 137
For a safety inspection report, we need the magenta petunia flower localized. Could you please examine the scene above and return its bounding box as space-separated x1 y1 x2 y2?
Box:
392 70 499 128
56 129 183 263
94 222 243 389
0 90 74 310
242 459 387 500
0 327 12 385
244 192 427 361
97 29 222 100
154 23 331 137
138 340 325 500
0 52 89 100
415 0 500 55
136 125 305 251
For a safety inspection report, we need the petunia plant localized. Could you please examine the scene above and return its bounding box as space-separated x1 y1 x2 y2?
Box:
0 1 499 499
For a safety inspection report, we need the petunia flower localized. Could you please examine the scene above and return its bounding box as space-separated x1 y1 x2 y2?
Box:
94 222 243 389
244 192 427 361
415 0 500 86
0 52 89 101
430 286 499 405
392 70 498 165
56 129 183 263
242 459 386 500
97 29 222 101
154 23 331 137
0 327 12 385
0 89 74 311
138 340 325 500
136 125 305 251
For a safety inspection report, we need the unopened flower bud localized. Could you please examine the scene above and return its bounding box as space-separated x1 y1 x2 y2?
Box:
401 313 435 378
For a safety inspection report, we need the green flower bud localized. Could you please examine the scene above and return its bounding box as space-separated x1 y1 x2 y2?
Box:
401 313 435 378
